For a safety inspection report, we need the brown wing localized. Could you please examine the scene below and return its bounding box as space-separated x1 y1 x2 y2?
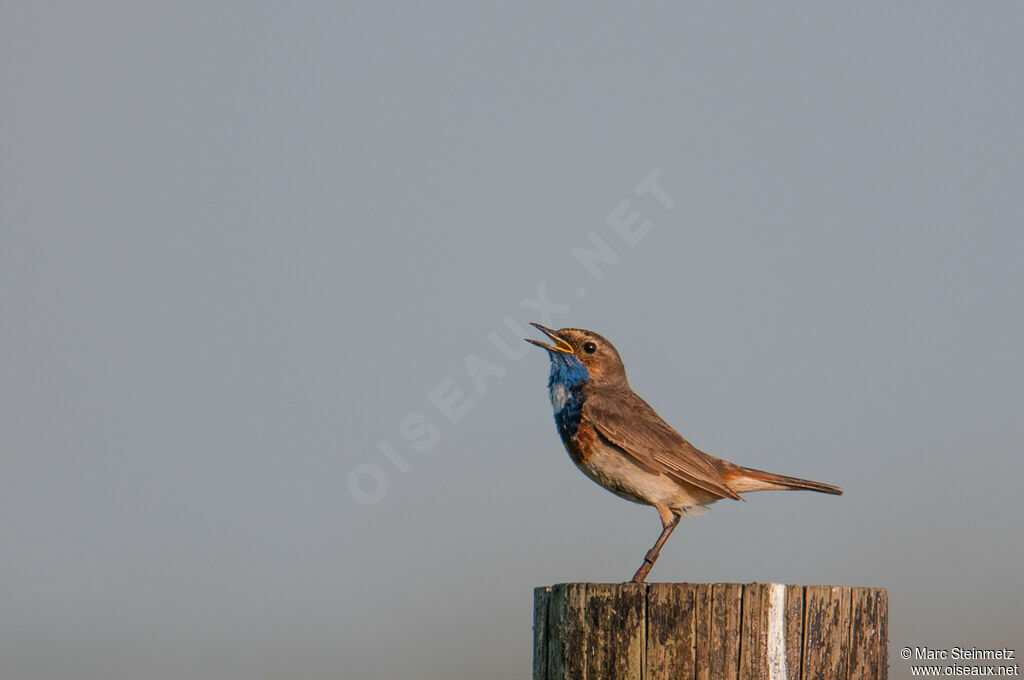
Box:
583 390 742 501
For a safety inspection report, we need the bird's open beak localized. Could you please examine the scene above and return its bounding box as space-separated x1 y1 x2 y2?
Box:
525 323 574 354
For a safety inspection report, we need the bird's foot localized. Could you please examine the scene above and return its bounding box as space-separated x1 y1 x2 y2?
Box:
631 558 655 583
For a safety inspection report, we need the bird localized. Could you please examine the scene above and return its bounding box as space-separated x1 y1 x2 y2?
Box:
525 323 842 583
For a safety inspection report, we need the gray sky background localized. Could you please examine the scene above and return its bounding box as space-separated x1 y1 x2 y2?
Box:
3 3 1022 679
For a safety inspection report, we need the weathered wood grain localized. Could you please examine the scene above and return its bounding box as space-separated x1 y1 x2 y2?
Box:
849 588 887 680
739 583 768 680
646 583 697 678
802 585 853 680
877 590 888 680
710 583 743 679
533 586 551 680
533 583 887 680
580 583 644 678
785 585 805 680
540 583 643 679
545 583 583 679
693 582 713 680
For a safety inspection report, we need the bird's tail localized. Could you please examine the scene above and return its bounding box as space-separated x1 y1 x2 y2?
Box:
721 464 843 496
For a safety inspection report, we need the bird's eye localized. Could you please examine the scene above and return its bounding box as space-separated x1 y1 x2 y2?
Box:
582 342 597 354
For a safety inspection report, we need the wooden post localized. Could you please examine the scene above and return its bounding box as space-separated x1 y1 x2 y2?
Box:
533 583 887 680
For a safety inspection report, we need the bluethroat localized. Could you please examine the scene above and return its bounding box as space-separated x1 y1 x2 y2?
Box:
526 324 842 583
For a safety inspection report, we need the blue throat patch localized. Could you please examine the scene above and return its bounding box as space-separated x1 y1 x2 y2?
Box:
547 353 589 438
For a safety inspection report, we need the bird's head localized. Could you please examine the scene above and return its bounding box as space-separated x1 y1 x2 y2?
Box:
525 323 628 388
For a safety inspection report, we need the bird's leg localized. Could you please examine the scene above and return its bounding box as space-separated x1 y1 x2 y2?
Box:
631 508 681 583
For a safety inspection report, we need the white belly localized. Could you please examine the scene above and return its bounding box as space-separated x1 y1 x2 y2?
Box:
575 438 716 516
